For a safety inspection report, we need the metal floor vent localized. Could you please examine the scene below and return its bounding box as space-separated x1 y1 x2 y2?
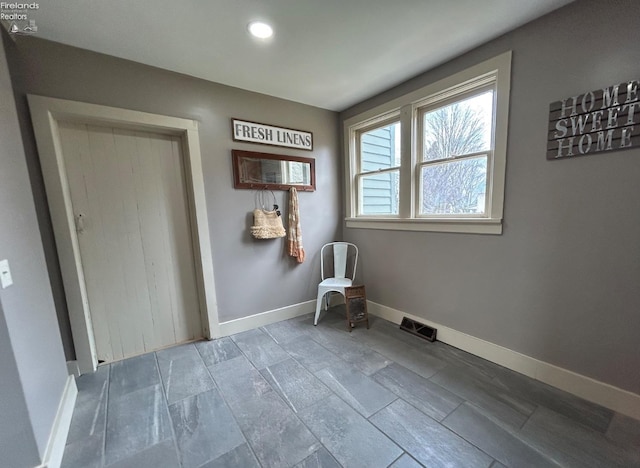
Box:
399 317 437 342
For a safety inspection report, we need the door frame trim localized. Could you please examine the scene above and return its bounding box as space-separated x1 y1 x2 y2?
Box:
28 95 220 374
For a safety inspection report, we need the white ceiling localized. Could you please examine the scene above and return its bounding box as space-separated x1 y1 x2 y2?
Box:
27 0 573 111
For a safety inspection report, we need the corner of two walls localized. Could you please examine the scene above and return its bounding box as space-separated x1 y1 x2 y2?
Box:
7 34 342 352
2 27 77 362
1 27 70 465
340 0 640 411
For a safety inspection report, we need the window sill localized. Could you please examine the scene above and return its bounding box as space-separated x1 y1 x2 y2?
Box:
344 217 503 235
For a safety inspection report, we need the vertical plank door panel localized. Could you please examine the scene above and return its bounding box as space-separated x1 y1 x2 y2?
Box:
59 122 202 363
133 131 179 348
112 128 156 353
87 124 138 361
59 122 115 361
155 134 200 342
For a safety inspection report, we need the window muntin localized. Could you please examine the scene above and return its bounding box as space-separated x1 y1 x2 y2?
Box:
356 121 401 216
418 88 494 217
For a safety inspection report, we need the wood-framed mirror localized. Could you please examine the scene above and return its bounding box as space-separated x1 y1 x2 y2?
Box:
232 149 316 191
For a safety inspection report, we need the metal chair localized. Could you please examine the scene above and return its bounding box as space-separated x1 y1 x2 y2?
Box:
314 242 358 325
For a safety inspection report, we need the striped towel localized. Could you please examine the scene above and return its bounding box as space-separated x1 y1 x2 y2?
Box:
287 187 305 263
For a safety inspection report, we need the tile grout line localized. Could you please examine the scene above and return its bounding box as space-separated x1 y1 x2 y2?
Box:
367 391 494 466
154 345 217 407
306 327 386 375
237 334 327 467
275 319 411 466
196 341 265 468
441 401 566 468
288 391 341 466
385 451 405 467
259 325 280 344
332 322 500 467
66 313 639 468
440 397 465 423
366 396 400 421
153 351 184 468
437 411 505 467
101 364 111 468
509 404 587 468
360 330 495 464
266 323 377 415
519 404 539 430
264 336 337 402
257 322 349 466
424 366 534 427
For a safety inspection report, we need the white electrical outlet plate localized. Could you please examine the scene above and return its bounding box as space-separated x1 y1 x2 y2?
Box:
0 259 13 289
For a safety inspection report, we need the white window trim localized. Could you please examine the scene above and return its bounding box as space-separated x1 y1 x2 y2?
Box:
344 51 511 235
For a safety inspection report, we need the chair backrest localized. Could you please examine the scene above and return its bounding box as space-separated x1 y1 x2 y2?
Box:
320 242 358 281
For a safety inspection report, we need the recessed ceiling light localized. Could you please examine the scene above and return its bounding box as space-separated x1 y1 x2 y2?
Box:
248 21 273 39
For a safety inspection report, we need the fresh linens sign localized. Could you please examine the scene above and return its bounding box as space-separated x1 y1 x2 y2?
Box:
232 119 313 151
547 80 640 159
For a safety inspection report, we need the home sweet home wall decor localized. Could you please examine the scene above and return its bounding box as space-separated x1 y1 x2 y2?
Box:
547 80 640 159
232 118 313 151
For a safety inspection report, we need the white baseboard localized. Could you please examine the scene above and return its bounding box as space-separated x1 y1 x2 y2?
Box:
66 361 80 377
36 375 77 468
218 300 316 336
367 300 640 420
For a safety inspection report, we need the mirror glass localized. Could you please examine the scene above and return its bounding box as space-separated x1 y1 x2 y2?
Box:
232 150 315 191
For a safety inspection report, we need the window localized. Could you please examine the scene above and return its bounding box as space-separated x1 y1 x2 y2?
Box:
418 88 493 216
344 52 511 234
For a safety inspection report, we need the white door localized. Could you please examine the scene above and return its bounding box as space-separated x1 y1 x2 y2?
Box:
58 122 202 363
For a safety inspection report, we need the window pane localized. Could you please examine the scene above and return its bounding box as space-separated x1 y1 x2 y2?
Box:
285 161 310 184
360 170 399 215
422 90 493 161
421 156 487 215
360 122 401 172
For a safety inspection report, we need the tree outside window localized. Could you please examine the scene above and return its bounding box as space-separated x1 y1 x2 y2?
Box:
420 90 493 215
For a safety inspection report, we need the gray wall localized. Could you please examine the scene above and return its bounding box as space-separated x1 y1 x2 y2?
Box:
341 0 640 395
5 35 341 357
0 31 69 464
3 31 76 362
0 303 39 468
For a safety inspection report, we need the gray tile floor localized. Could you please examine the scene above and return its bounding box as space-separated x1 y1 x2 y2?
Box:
61 307 640 468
